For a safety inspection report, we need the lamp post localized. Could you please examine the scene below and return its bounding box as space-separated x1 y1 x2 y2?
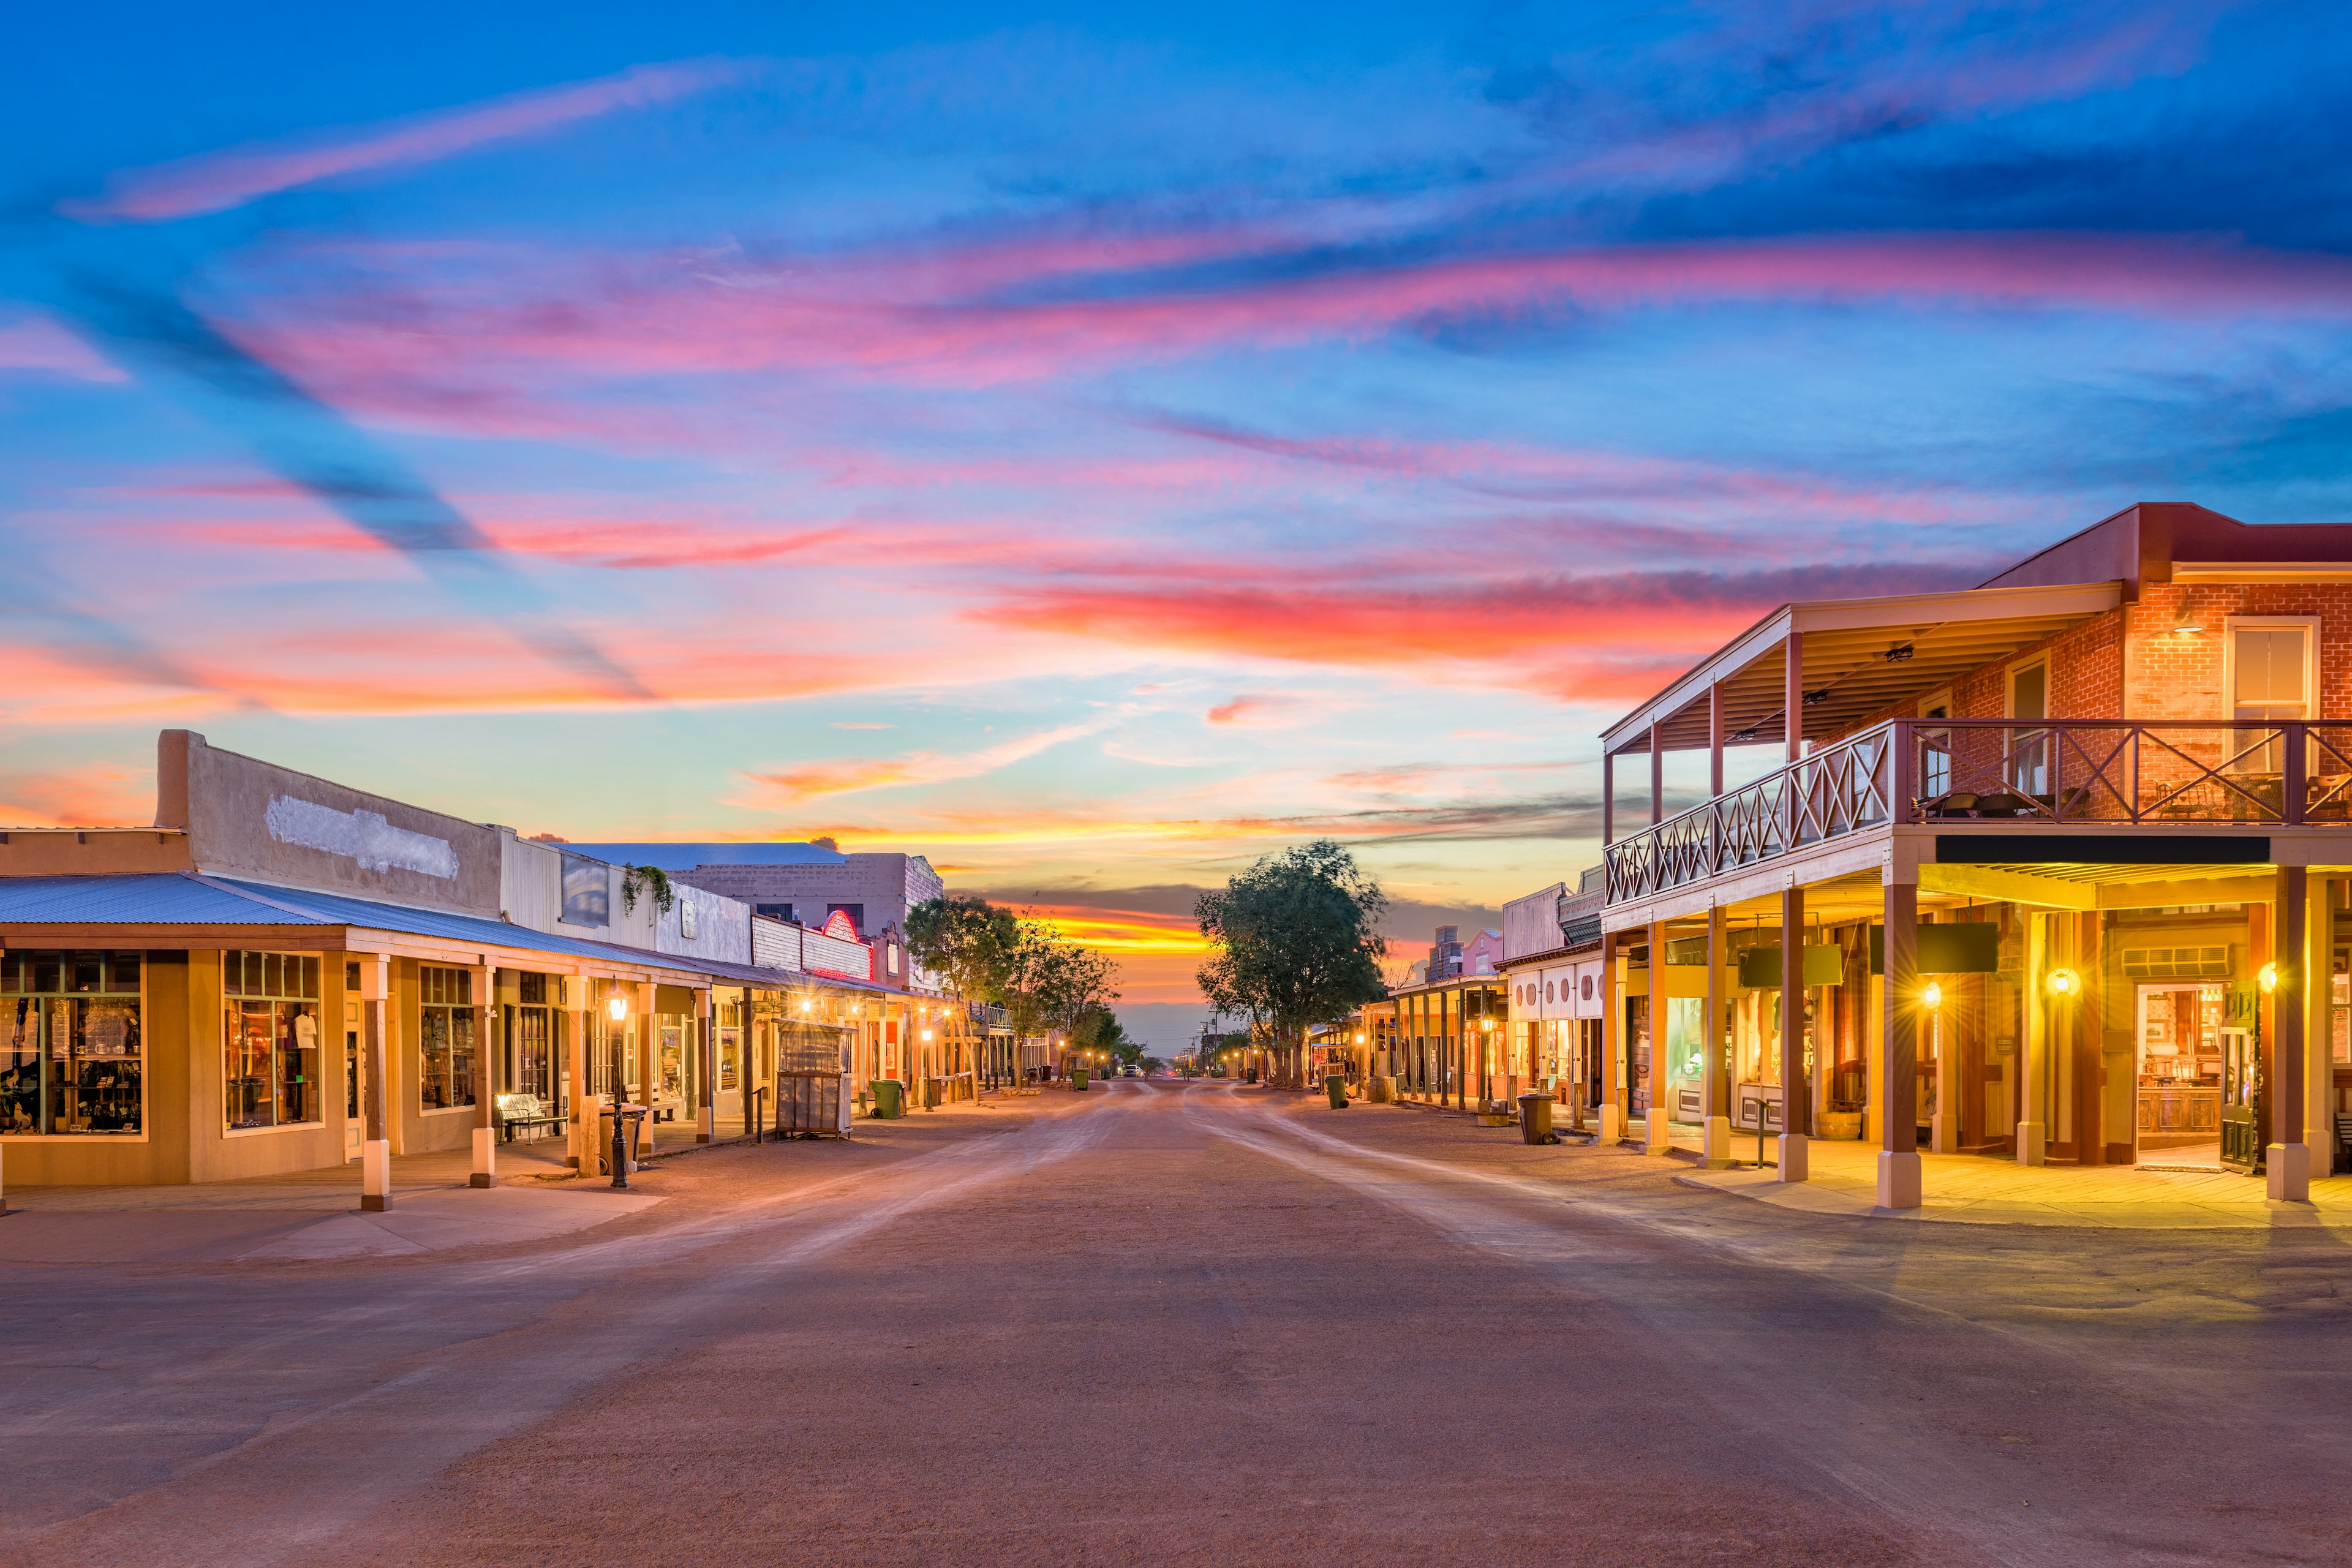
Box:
606 990 635 1189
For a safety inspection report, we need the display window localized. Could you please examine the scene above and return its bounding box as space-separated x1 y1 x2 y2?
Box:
418 965 478 1110
3 949 144 1136
224 950 322 1130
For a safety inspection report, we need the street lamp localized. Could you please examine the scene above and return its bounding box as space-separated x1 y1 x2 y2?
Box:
2260 962 2280 994
2046 968 2079 998
1921 981 1943 1011
605 990 635 1190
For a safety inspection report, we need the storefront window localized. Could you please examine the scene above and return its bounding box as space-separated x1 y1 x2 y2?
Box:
3 949 144 1135
419 966 477 1110
224 950 322 1130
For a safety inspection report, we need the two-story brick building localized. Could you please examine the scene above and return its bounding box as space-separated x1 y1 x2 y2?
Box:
1596 503 2352 1208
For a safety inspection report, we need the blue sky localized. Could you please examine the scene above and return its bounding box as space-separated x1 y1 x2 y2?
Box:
6 1 2351 1039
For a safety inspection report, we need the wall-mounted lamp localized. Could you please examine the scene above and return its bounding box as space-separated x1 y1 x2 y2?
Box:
2046 968 2079 998
2260 962 2280 994
606 993 630 1023
1921 981 1943 1011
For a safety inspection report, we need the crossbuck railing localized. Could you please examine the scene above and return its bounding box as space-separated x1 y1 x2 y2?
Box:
1603 718 2352 904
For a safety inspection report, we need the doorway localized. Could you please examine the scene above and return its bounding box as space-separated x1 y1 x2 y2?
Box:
2135 982 2224 1169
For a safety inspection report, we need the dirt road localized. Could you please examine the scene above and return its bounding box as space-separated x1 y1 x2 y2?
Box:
6 1081 2349 1566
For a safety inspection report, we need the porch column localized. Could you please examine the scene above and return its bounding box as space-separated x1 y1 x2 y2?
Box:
2270 866 2312 1202
1599 934 1623 1142
360 953 392 1213
1602 750 1615 848
470 962 498 1189
1785 628 1805 763
2017 915 2049 1166
566 976 590 1170
1709 682 1725 797
696 987 715 1144
1779 885 1809 1182
1649 724 1664 826
2305 879 2335 1177
1702 905 1732 1168
636 981 658 1165
1879 873 1923 1209
1645 918 1671 1155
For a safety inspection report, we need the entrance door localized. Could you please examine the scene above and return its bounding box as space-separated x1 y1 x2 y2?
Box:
344 1020 362 1161
2135 983 2223 1168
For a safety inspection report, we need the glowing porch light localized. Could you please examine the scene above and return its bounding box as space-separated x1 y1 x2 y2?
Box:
2046 968 2079 998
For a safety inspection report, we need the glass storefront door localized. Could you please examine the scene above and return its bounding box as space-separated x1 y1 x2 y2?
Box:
2136 983 2223 1168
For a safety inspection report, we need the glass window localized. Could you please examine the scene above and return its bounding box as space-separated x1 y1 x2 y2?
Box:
514 1006 552 1099
222 949 323 1130
418 965 477 1110
4 950 145 1135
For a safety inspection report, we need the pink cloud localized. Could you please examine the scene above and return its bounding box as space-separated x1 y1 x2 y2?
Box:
225 229 2352 409
0 314 127 382
64 58 744 223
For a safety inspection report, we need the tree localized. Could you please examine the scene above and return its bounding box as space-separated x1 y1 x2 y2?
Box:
907 894 1018 1084
1004 917 1121 1072
1195 840 1389 1090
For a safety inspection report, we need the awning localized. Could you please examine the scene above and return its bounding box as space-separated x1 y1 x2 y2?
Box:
1602 580 2121 757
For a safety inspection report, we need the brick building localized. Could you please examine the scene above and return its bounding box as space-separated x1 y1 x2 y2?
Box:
1595 503 2352 1210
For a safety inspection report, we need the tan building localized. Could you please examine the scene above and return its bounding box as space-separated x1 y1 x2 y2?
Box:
0 731 946 1189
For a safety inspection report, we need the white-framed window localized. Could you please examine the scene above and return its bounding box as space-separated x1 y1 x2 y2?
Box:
418 965 478 1111
4 950 145 1136
2006 658 2049 796
2223 616 2316 774
1918 691 1954 798
224 950 321 1130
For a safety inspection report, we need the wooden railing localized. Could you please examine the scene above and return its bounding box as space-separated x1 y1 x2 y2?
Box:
1604 719 2352 903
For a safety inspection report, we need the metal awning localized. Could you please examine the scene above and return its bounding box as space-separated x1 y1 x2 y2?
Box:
1602 580 2121 756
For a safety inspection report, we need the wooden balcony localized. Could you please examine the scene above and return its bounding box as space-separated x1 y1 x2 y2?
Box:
1602 718 2352 905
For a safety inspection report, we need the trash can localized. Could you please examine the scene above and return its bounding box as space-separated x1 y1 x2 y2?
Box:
1325 1073 1349 1110
869 1078 905 1119
1518 1091 1555 1144
1071 1067 1089 1091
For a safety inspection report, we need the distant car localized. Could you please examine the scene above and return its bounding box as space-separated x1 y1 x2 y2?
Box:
1123 1065 1142 1078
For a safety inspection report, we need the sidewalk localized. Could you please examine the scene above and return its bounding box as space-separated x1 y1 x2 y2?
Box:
1670 1136 2352 1229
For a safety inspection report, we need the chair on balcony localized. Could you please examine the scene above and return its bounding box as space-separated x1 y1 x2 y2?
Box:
1920 792 1980 820
1971 791 2032 818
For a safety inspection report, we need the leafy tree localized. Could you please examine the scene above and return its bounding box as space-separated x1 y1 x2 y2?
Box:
1195 840 1388 1090
907 894 1018 1082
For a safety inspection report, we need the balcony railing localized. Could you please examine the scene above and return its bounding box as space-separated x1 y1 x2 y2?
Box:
1604 719 2352 903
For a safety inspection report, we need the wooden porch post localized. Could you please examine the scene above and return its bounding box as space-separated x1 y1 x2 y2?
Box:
2307 879 2336 1177
1779 885 1809 1182
1702 905 1731 1168
1645 918 1670 1155
1879 874 1923 1208
696 987 715 1144
2017 916 2049 1166
2271 865 2312 1200
566 974 591 1170
360 953 392 1213
1785 628 1805 763
1649 723 1665 826
470 962 498 1189
1709 682 1725 797
1602 750 1615 847
1599 933 1623 1142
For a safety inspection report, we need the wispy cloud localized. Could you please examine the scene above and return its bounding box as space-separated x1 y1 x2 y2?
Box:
63 59 745 223
734 718 1115 805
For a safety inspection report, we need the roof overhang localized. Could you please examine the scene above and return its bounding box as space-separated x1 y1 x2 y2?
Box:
1602 580 2122 756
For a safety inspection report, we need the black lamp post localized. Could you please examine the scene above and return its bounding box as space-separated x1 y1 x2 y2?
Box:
606 991 635 1190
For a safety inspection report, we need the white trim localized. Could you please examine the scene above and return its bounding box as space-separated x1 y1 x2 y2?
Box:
2174 564 2352 582
2004 654 2050 720
2222 615 2319 720
224 1119 327 1138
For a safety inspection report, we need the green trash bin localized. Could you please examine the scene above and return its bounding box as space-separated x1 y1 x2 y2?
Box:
869 1078 905 1119
1325 1072 1349 1110
1071 1068 1090 1091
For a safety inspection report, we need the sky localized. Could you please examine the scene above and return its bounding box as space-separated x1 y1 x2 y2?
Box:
6 2 2352 1048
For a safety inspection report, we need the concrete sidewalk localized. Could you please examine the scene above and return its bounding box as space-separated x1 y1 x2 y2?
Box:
1672 1136 2352 1229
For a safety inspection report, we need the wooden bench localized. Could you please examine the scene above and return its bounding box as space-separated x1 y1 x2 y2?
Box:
496 1092 565 1142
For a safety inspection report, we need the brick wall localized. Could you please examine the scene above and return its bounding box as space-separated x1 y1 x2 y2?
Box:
1828 581 2352 736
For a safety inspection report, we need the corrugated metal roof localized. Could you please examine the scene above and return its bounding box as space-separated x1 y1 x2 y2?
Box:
0 873 334 925
0 873 903 995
